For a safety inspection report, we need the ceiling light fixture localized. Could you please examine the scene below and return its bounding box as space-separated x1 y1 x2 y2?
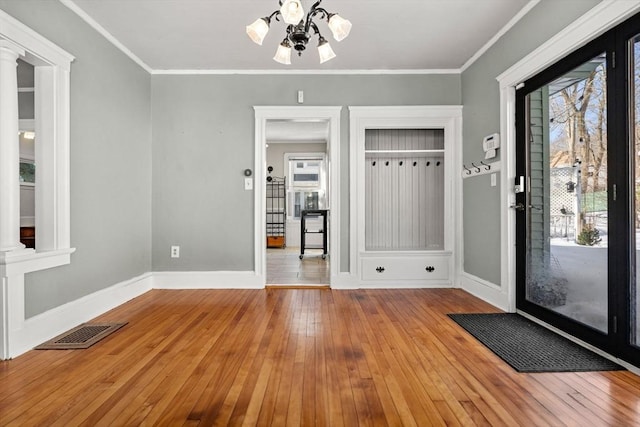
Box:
246 0 352 65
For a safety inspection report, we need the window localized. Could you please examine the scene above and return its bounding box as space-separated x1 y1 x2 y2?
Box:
285 154 326 220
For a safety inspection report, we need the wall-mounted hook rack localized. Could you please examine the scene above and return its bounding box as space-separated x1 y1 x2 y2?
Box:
462 160 501 178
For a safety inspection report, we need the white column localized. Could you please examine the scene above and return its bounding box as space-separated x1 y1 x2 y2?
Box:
0 40 26 252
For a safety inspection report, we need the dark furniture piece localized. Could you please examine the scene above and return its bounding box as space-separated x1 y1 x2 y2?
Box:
300 209 328 259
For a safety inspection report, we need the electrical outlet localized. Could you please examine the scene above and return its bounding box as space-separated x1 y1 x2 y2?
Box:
171 245 180 258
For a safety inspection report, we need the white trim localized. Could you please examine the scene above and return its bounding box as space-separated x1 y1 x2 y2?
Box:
460 0 541 73
6 272 152 359
152 68 461 76
330 272 359 289
0 9 74 68
152 271 264 289
459 272 509 312
349 106 462 287
0 9 76 359
497 0 640 87
58 0 152 73
496 0 640 312
254 106 342 288
0 248 74 277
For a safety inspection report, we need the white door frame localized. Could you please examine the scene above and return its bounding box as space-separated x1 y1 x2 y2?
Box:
253 106 342 286
496 0 640 312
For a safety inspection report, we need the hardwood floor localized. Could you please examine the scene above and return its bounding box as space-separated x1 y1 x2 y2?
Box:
267 246 329 285
1 288 639 426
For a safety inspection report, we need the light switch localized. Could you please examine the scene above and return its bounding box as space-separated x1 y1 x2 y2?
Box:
297 90 304 104
244 177 253 190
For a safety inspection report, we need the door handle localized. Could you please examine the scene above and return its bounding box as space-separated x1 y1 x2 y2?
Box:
510 203 526 211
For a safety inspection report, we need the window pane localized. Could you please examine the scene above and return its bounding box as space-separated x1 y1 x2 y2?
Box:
525 53 608 333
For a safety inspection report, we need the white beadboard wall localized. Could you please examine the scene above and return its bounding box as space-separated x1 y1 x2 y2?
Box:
364 129 445 251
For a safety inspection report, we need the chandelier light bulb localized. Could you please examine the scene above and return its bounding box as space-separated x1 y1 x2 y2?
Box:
280 0 305 25
273 40 292 64
248 0 350 64
317 37 336 63
328 14 352 41
246 18 270 45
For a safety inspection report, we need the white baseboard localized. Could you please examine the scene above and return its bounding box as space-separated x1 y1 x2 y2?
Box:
10 272 152 358
152 271 264 289
459 271 509 311
330 273 359 289
331 272 454 289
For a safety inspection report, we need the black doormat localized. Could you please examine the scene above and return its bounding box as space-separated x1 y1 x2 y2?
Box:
35 322 127 350
448 313 624 373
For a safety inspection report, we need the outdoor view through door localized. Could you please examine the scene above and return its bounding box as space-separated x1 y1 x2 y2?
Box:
524 53 609 333
516 12 640 366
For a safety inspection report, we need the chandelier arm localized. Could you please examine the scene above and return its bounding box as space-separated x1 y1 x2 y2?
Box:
267 10 281 23
309 7 330 22
309 21 321 37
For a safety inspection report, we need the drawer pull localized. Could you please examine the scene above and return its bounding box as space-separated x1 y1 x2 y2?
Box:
425 266 435 272
376 266 385 273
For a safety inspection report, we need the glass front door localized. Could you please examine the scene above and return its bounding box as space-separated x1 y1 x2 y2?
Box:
516 14 640 365
523 53 609 333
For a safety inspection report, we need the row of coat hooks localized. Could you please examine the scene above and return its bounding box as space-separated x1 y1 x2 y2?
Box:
461 160 501 178
463 161 492 175
371 160 442 167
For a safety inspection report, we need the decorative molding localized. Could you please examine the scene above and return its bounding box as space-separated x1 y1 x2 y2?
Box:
152 271 264 289
349 106 462 286
58 0 152 73
460 0 541 73
329 273 359 289
495 0 640 312
8 272 152 359
254 106 342 288
0 9 74 68
497 0 640 88
459 272 509 311
152 68 462 76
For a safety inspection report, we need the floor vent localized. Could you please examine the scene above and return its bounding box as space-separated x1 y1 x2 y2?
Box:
35 322 127 350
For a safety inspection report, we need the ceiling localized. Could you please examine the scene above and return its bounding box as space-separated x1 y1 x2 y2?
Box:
64 0 533 72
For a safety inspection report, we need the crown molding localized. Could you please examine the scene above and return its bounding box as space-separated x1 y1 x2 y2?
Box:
151 68 461 75
58 0 152 73
461 0 540 73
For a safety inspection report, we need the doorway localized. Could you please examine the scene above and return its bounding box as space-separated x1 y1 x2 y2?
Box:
253 106 342 288
265 123 329 285
515 13 640 366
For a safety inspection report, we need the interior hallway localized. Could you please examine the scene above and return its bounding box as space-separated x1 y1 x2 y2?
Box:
267 246 329 285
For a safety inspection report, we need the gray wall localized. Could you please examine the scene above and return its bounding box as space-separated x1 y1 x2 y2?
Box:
151 74 461 271
460 0 601 284
0 0 152 317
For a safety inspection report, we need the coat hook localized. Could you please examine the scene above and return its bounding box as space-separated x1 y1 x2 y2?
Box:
480 161 491 171
436 161 441 166
385 161 389 166
463 164 471 175
372 161 376 166
426 161 431 166
413 161 417 166
472 162 480 173
399 160 403 166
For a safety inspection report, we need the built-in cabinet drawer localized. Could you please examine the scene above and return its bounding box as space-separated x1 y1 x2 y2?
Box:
361 254 449 281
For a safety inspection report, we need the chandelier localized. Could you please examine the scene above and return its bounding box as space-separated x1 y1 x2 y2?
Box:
246 0 352 65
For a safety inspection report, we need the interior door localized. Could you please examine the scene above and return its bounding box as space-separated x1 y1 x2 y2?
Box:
516 14 640 366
